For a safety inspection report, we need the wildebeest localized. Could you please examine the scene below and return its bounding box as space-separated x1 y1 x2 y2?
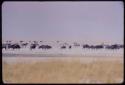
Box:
93 45 104 49
61 46 66 49
69 45 72 49
83 44 104 49
9 44 21 50
105 44 120 49
39 45 52 49
83 44 90 48
2 40 124 51
119 44 124 49
30 44 37 50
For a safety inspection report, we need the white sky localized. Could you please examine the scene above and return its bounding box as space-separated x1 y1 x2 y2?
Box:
2 1 124 44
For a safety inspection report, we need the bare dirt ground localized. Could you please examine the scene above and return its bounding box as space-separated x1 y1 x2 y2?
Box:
2 55 124 84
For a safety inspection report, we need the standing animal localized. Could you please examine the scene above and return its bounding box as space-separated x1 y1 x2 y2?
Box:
61 46 66 49
39 45 52 49
94 45 104 49
10 44 21 50
105 44 120 49
83 44 90 49
30 44 37 50
119 44 124 49
69 45 72 49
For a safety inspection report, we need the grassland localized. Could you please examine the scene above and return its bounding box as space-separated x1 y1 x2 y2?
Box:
2 56 123 84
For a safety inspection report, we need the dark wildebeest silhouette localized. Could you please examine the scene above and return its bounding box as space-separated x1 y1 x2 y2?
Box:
93 45 104 49
10 44 21 50
61 46 66 49
119 44 124 49
69 45 72 49
45 45 52 49
30 44 37 50
105 44 120 50
119 44 124 48
39 45 45 49
83 44 104 49
83 44 90 49
39 45 52 49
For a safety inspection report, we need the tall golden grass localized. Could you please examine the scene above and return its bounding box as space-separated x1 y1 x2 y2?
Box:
2 56 123 84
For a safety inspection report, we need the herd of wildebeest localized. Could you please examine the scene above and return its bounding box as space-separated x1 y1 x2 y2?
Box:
2 41 124 50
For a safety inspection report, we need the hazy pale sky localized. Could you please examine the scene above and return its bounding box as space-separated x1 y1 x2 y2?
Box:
2 1 124 44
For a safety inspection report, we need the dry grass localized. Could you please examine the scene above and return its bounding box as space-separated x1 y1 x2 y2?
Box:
2 56 124 84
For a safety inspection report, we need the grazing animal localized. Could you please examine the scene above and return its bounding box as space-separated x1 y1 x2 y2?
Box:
61 46 66 49
69 45 72 49
10 44 21 50
105 44 120 49
39 45 45 49
83 44 104 49
30 44 37 50
119 44 124 48
94 45 104 49
39 45 52 49
45 45 52 49
83 44 90 49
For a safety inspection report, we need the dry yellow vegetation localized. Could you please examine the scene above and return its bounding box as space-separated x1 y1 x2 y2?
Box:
2 56 123 84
